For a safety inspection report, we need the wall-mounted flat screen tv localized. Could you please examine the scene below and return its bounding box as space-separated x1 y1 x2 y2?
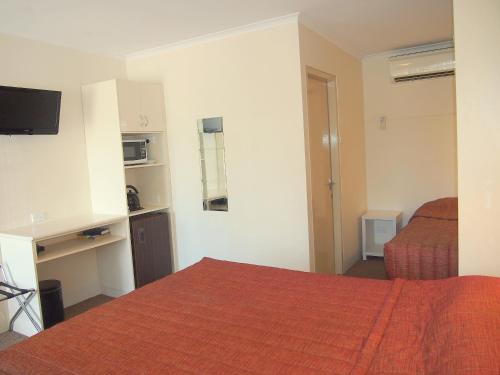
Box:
0 85 61 135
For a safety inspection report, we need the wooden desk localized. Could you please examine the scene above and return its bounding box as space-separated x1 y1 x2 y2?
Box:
0 214 135 336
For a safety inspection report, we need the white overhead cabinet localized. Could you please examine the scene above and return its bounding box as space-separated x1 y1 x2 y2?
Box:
116 80 166 133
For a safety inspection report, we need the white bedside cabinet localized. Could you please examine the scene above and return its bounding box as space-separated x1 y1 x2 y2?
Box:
362 210 403 260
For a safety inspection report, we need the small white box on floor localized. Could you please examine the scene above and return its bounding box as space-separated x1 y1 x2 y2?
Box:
362 210 402 260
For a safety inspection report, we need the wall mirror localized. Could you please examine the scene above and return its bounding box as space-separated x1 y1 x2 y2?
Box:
198 117 228 211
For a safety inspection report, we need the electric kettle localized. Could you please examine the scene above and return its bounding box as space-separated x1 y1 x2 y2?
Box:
126 185 143 212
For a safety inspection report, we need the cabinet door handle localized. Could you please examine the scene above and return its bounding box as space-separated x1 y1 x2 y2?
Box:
139 115 145 127
144 115 149 127
138 228 145 243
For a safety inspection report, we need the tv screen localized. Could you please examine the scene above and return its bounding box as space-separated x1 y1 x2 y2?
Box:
0 85 61 135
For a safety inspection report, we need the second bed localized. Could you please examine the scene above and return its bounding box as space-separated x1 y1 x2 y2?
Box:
384 197 458 280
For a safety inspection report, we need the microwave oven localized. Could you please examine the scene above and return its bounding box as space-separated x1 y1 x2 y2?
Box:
123 139 148 165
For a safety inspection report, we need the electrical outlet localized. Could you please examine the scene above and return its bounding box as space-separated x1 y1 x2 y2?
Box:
30 212 47 224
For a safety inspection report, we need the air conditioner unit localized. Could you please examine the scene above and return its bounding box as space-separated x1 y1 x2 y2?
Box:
389 42 455 83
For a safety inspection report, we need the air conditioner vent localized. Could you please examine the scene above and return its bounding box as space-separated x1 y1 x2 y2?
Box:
393 70 455 83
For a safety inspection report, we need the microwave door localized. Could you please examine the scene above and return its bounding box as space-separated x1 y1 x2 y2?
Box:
123 142 143 165
123 143 137 164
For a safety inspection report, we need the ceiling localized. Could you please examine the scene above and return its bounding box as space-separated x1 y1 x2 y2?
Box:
0 0 453 58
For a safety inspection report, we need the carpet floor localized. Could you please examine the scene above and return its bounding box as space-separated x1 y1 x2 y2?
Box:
0 331 26 351
345 257 388 280
64 294 114 320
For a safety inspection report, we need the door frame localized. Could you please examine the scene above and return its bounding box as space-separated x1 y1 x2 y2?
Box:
304 67 344 274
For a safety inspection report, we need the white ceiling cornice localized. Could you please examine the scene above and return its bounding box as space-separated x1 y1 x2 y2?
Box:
126 12 300 61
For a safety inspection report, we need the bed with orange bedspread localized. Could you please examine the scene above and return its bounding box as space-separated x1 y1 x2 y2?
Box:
0 257 498 375
384 198 458 280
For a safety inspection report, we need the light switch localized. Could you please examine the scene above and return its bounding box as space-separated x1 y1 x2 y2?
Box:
379 116 387 130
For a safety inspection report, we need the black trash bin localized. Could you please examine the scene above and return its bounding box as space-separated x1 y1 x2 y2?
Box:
39 279 64 329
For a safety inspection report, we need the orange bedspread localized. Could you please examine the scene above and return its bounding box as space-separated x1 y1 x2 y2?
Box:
384 198 458 279
0 258 499 375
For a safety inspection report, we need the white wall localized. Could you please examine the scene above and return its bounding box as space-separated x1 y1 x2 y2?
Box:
127 21 310 271
299 25 367 272
454 0 500 276
0 34 126 331
363 53 457 224
0 34 126 230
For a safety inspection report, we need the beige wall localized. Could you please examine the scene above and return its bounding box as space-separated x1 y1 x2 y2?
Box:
363 53 457 225
0 34 126 230
299 25 367 272
127 21 311 271
454 0 500 276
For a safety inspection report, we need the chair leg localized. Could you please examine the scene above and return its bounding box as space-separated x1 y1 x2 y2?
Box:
8 305 24 331
9 292 41 333
0 265 42 333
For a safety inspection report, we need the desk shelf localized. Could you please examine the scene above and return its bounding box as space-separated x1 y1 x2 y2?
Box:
124 162 165 170
129 205 168 217
36 234 126 264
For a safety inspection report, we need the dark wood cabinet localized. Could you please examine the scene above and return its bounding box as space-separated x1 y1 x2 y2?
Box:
130 213 172 288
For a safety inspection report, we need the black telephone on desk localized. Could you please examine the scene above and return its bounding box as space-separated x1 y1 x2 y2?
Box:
126 185 143 212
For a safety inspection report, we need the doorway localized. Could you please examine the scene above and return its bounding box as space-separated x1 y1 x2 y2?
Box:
306 70 342 275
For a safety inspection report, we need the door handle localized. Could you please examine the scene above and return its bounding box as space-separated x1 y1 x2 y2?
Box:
327 179 335 190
